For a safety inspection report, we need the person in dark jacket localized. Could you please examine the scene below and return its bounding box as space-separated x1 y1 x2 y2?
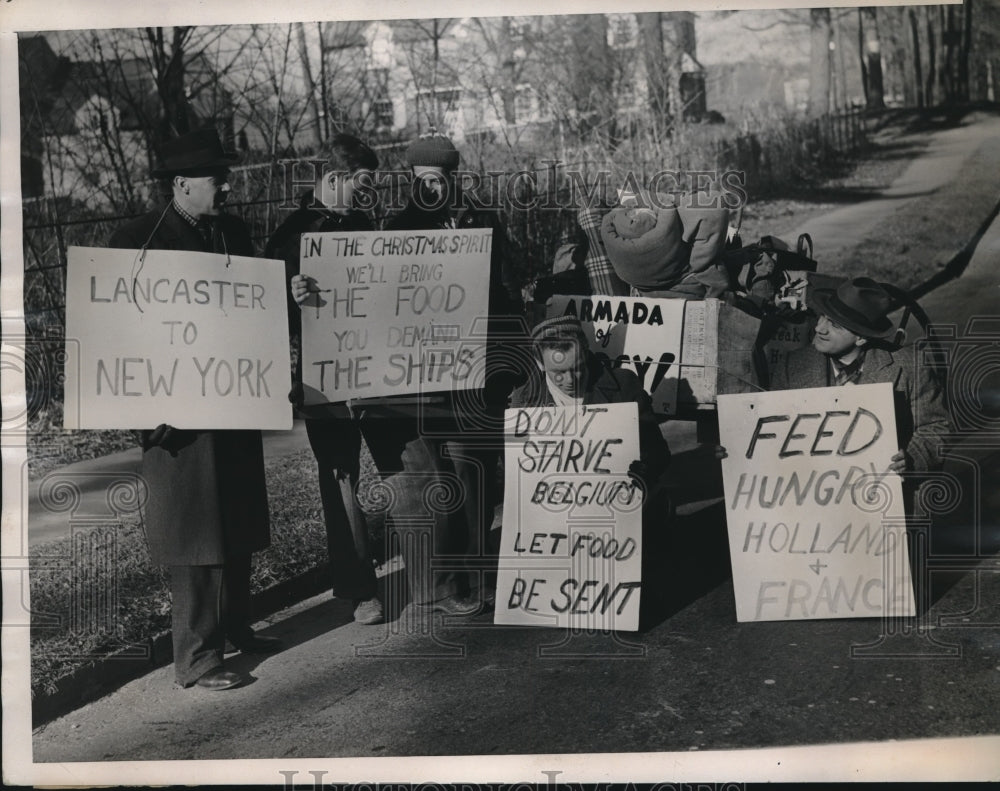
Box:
509 315 670 494
509 316 673 625
357 131 529 615
268 134 384 625
108 129 280 691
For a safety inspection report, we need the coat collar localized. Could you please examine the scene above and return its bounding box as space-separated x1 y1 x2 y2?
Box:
155 204 204 248
525 354 622 406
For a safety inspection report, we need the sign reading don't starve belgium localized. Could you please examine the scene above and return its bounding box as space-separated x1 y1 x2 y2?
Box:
299 229 492 403
63 246 291 430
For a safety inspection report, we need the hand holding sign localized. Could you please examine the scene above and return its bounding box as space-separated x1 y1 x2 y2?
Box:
291 273 315 305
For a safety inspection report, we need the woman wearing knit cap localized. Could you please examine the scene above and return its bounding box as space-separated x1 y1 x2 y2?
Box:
265 133 384 626
353 131 529 616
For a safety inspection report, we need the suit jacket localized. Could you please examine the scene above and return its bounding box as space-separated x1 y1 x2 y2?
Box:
509 353 671 483
770 344 950 473
108 204 270 565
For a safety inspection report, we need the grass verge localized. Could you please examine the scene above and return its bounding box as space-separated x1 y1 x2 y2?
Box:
29 447 385 699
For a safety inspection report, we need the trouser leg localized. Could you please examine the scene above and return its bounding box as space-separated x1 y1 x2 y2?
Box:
169 564 225 686
361 415 465 604
398 434 467 603
448 441 501 592
221 553 254 645
306 418 377 601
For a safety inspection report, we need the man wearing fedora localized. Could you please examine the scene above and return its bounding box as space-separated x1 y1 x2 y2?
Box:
770 276 951 477
109 128 280 691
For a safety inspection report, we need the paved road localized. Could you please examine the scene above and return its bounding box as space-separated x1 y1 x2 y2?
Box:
27 114 1000 777
791 113 1000 260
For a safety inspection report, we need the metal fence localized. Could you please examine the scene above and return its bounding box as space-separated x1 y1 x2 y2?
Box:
21 108 866 338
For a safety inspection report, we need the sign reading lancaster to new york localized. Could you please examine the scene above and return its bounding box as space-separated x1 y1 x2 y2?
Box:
717 383 916 622
496 403 644 631
547 295 685 414
63 247 291 430
299 229 492 402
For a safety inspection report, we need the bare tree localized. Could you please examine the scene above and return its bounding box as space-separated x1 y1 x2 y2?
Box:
808 8 832 116
858 7 885 109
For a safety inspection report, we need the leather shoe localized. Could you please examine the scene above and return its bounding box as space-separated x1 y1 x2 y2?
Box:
225 634 283 654
353 597 385 625
417 594 482 617
193 668 245 691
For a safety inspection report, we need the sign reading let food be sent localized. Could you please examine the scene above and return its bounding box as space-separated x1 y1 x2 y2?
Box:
298 229 492 403
63 246 291 430
717 383 915 622
495 402 644 631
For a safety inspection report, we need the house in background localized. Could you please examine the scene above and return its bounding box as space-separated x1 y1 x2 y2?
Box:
19 33 237 208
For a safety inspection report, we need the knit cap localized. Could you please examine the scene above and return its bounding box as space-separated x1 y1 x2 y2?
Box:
405 131 460 170
531 315 585 344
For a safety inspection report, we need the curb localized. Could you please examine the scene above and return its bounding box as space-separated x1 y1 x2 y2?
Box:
31 563 334 728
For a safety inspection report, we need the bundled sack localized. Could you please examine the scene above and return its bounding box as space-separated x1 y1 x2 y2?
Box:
532 238 592 303
600 189 730 298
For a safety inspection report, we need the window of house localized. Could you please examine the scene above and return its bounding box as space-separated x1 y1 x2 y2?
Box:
514 85 535 123
373 98 394 128
618 72 636 108
416 87 461 121
367 68 393 129
608 14 637 49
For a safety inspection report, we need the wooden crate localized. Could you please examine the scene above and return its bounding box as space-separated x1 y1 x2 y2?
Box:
677 298 762 411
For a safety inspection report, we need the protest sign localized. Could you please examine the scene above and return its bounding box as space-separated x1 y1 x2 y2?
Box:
717 383 916 622
63 246 291 430
548 295 685 414
298 229 492 403
495 402 644 631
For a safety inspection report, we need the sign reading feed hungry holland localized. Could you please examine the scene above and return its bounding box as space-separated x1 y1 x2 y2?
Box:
717 383 916 622
547 295 685 414
63 246 291 430
298 229 492 403
495 403 644 631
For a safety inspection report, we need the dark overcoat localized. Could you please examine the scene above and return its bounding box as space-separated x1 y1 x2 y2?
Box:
770 344 950 473
108 205 270 565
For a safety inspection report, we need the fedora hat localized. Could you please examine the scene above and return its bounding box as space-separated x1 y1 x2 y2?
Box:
151 129 239 178
811 276 897 340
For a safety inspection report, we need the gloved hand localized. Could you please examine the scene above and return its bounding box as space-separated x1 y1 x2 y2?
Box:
628 459 650 488
288 382 305 409
144 424 189 455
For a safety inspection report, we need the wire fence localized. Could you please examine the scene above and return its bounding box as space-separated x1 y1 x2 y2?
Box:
21 107 866 339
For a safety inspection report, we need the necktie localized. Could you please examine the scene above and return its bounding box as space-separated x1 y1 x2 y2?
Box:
832 350 866 386
196 218 214 249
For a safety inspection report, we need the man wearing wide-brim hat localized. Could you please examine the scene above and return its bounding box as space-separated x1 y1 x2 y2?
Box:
770 276 951 477
109 128 280 691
